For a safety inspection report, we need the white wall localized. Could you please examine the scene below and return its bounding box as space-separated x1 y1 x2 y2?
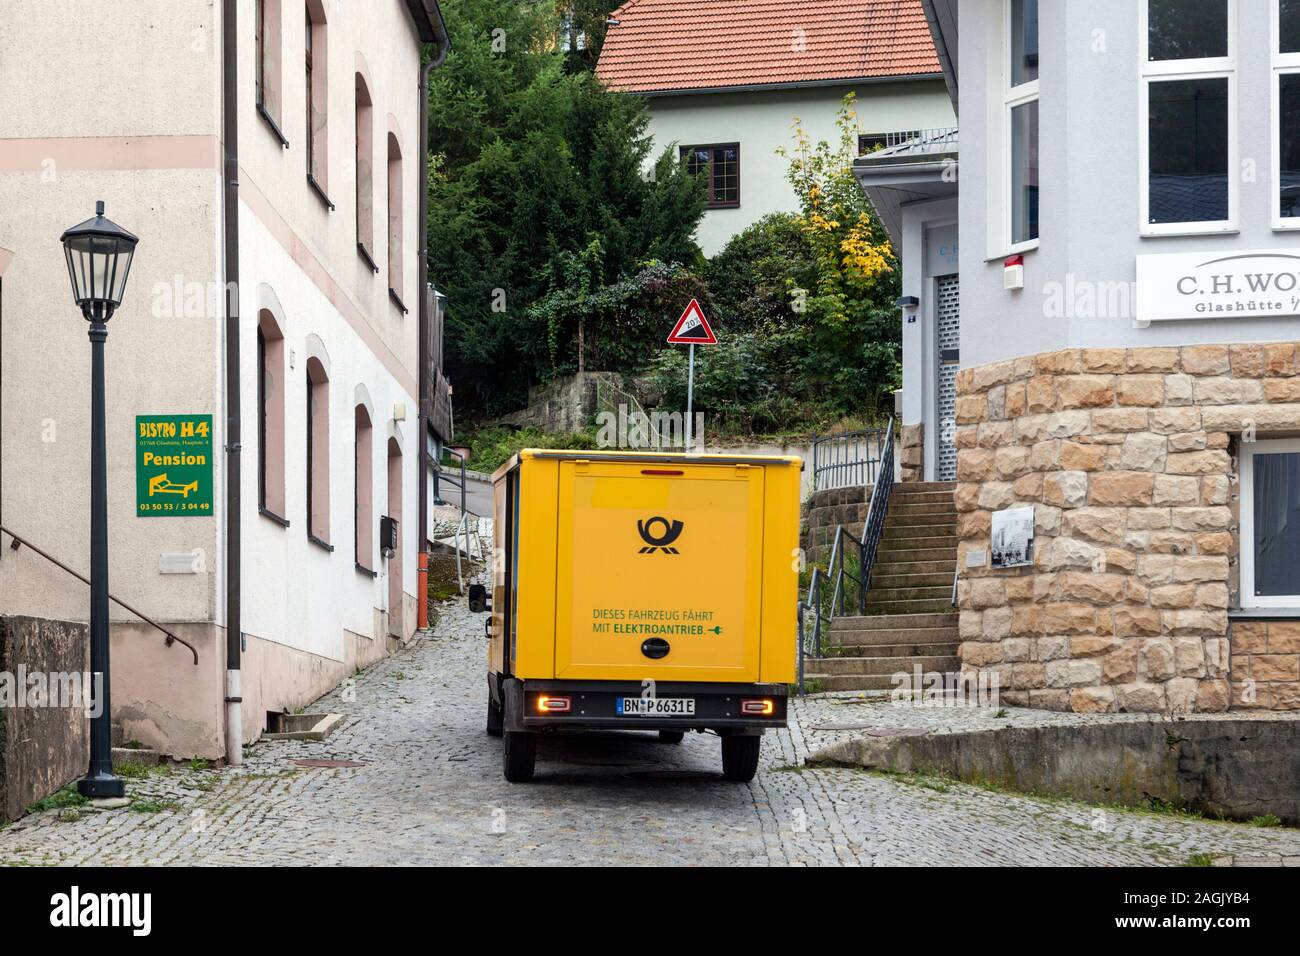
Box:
646 80 955 256
960 0 1300 370
239 214 417 662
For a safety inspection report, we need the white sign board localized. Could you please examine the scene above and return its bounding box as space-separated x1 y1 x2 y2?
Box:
990 506 1034 569
1136 249 1300 323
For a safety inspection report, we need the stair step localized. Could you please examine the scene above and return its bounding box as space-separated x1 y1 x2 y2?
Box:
832 611 959 630
867 585 954 602
878 534 956 552
884 512 955 528
871 559 957 575
806 654 960 676
891 481 956 493
829 625 959 645
869 546 955 563
870 571 955 589
883 522 956 539
862 600 957 615
888 501 958 516
829 642 959 659
112 747 163 766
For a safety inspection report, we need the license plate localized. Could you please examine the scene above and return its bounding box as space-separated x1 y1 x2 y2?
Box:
617 697 695 717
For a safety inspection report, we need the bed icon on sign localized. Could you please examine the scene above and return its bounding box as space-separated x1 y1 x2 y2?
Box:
148 473 199 498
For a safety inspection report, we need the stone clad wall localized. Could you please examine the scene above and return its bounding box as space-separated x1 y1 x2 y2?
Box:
953 342 1300 714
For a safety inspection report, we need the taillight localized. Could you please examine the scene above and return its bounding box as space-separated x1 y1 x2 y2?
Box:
537 695 571 714
740 698 775 716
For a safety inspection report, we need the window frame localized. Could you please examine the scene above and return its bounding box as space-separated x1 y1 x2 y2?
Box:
1138 0 1238 237
1003 0 1040 256
1239 436 1300 609
680 143 741 209
1272 0 1300 228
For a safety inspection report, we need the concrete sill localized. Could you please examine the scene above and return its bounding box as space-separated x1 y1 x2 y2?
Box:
307 173 335 211
355 562 377 578
259 506 290 528
1228 608 1300 620
257 103 290 149
262 713 344 742
307 533 334 553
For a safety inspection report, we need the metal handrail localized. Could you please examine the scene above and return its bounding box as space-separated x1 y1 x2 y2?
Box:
810 427 887 492
797 416 896 692
432 447 467 515
857 416 896 610
1 526 200 665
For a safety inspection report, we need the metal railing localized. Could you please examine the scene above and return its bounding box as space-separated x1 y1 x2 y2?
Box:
1 526 200 665
797 417 896 692
860 126 959 156
432 447 467 515
810 426 888 492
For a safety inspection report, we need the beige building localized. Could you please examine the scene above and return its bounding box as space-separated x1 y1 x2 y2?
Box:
0 0 452 760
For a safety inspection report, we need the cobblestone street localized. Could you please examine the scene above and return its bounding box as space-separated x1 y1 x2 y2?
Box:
3 599 1300 866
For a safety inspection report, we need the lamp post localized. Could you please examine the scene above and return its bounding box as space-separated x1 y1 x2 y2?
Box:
61 201 138 799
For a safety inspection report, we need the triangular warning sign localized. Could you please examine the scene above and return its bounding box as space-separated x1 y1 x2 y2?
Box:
666 298 717 345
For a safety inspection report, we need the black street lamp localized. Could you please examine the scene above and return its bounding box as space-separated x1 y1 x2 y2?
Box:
61 200 138 799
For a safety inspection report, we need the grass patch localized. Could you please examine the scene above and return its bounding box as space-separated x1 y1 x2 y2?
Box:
1186 852 1216 867
1248 813 1283 828
114 761 153 779
188 758 212 772
870 769 953 793
26 785 88 815
128 799 182 814
458 425 597 475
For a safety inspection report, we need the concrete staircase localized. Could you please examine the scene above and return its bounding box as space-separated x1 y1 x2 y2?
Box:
805 481 959 692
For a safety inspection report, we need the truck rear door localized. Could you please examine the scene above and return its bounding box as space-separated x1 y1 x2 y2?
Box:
553 458 766 682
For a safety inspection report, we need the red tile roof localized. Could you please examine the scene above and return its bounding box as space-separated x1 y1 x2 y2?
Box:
596 0 941 95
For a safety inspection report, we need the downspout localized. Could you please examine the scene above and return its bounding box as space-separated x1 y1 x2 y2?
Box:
221 0 243 767
417 11 451 629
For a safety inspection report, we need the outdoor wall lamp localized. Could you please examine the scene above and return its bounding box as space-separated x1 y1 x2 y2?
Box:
61 200 139 799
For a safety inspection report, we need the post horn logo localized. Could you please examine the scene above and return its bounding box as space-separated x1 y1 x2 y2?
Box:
637 516 684 554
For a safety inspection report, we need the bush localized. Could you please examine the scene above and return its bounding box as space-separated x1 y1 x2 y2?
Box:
461 425 598 474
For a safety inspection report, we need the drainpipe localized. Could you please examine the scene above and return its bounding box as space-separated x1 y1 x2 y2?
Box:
221 0 243 767
417 9 451 628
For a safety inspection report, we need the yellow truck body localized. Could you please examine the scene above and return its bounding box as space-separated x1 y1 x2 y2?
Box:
479 449 801 781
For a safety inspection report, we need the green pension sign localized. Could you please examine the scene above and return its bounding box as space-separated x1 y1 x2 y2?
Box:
135 414 214 517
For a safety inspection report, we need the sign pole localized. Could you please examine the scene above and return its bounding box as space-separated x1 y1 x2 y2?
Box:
685 343 695 452
666 298 715 455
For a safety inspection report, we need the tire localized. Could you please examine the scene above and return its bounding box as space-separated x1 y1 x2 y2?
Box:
502 730 537 782
721 734 761 782
658 730 685 745
486 691 503 738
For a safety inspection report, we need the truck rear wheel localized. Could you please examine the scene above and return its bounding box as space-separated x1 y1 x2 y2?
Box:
502 730 537 782
720 734 761 782
486 691 503 738
658 730 685 744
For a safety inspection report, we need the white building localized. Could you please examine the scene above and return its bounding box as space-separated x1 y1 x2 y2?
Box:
859 0 1300 714
597 0 956 256
0 0 452 759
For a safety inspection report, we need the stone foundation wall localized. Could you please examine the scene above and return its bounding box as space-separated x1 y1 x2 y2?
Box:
901 423 924 482
954 341 1300 714
1229 619 1300 710
801 485 871 568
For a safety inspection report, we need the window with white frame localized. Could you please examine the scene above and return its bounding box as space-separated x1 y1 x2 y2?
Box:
1274 0 1300 224
1240 438 1300 607
1140 0 1236 234
1005 0 1039 250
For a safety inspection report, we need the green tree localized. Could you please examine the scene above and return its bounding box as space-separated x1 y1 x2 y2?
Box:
427 0 705 416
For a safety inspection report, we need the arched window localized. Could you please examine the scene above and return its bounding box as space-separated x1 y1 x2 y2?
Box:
355 404 374 571
305 356 331 547
355 71 375 265
256 0 285 138
257 309 287 522
305 0 329 197
387 130 404 306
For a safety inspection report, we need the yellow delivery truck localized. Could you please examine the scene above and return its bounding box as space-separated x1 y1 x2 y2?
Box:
469 449 801 782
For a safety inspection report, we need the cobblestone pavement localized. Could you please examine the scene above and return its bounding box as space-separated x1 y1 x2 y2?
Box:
3 599 1300 866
